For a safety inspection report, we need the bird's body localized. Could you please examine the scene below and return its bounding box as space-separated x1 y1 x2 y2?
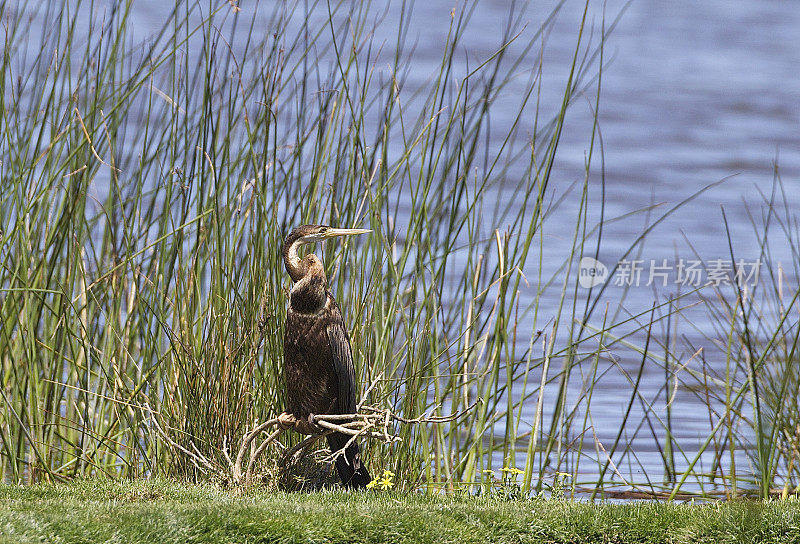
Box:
281 224 371 489
283 292 349 422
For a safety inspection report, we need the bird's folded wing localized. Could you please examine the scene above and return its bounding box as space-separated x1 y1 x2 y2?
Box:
326 323 357 414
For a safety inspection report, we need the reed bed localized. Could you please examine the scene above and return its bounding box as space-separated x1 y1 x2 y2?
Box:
0 0 798 500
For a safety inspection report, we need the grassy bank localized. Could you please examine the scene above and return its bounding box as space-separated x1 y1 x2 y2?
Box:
0 480 799 544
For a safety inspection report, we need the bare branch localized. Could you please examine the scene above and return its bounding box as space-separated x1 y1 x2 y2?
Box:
151 402 481 487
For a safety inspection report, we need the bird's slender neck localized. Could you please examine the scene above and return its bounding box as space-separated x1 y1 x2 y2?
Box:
283 234 307 282
283 235 329 313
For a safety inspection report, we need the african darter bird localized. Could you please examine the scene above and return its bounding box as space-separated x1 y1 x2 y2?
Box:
278 224 372 488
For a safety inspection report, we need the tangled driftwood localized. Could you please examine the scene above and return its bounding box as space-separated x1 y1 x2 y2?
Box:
148 402 477 486
144 402 477 485
230 404 477 485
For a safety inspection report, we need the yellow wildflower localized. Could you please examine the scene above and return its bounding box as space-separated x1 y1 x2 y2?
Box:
367 469 395 490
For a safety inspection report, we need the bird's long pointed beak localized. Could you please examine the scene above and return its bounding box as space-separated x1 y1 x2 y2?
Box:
324 228 371 238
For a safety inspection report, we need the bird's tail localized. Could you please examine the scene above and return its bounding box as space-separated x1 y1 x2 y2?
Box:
326 432 371 489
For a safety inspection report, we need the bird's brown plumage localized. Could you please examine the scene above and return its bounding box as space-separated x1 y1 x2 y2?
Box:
281 224 371 488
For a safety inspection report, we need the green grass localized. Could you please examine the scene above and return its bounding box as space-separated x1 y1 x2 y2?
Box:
1 480 799 544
